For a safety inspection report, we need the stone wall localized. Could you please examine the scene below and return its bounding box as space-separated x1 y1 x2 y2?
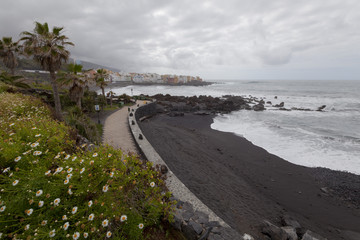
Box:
134 101 157 121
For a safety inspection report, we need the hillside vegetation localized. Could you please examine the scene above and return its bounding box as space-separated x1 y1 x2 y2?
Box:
0 57 120 73
0 92 175 239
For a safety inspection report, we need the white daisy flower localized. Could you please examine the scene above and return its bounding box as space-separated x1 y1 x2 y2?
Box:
54 198 60 206
22 150 31 155
49 229 56 238
88 200 93 207
83 232 88 238
102 185 109 193
108 153 112 158
41 220 47 226
92 153 98 157
25 224 30 230
55 167 63 174
68 189 73 195
80 168 85 174
63 222 70 230
33 151 42 156
62 215 67 220
150 182 155 188
80 159 84 164
38 201 44 208
109 172 114 178
64 179 69 185
35 134 41 137
67 168 73 173
12 180 19 186
72 156 77 161
90 160 94 165
106 231 112 238
45 170 51 176
36 189 43 197
120 215 127 222
102 219 109 227
73 232 80 240
31 142 39 148
138 223 144 229
88 213 94 221
0 206 6 212
26 208 33 216
72 206 78 214
3 167 10 173
66 174 72 180
64 155 70 160
14 156 21 162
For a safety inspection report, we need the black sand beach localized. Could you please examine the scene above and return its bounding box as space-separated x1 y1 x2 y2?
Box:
139 113 360 240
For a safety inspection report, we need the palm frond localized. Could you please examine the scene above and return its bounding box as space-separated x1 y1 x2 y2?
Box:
0 71 30 88
2 37 13 45
53 26 64 35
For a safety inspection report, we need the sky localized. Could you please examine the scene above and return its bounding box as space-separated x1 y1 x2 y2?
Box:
1 0 360 80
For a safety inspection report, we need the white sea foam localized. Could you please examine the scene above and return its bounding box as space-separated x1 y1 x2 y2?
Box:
211 111 360 175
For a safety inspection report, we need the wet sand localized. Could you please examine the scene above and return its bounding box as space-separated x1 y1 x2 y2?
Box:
139 113 360 239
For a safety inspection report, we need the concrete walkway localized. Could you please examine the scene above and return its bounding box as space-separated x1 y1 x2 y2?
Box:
102 101 146 154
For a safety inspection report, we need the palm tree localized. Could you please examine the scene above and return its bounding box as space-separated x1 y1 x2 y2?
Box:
106 90 115 107
58 63 89 110
0 37 21 75
95 68 109 106
0 71 30 89
21 22 74 121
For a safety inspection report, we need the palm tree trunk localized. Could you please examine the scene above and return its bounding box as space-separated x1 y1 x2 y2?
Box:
76 97 82 110
101 87 106 108
50 71 63 121
102 88 105 100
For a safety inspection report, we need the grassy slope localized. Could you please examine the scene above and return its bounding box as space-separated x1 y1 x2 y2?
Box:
0 92 178 240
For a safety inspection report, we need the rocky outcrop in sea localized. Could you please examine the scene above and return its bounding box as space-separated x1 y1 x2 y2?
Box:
149 94 326 115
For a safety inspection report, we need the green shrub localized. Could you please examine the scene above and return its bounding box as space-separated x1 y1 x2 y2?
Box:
65 106 102 144
0 81 9 93
82 90 97 113
0 93 175 240
60 92 73 109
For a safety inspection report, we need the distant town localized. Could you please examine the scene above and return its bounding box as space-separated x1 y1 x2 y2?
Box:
104 71 204 84
22 69 204 85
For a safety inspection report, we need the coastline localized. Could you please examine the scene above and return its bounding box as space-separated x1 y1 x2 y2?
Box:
90 81 214 93
138 113 360 240
100 81 215 90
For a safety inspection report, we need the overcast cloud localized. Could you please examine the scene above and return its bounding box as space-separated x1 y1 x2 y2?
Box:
1 0 359 80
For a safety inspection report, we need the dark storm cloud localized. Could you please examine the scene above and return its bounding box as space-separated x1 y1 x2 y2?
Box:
1 0 359 79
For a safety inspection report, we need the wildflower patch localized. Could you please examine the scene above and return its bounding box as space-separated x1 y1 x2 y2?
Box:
0 93 175 239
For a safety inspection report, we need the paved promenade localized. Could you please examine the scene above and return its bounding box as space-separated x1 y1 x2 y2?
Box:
102 102 144 154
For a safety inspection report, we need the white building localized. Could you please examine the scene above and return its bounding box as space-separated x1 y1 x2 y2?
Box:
133 74 145 83
178 75 187 83
116 73 132 82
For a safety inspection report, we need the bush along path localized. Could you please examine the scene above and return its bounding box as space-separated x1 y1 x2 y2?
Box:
0 92 175 239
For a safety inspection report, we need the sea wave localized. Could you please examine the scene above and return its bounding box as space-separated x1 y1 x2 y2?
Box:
211 111 360 175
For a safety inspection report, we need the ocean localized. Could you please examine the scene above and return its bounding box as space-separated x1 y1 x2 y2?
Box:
111 80 360 175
